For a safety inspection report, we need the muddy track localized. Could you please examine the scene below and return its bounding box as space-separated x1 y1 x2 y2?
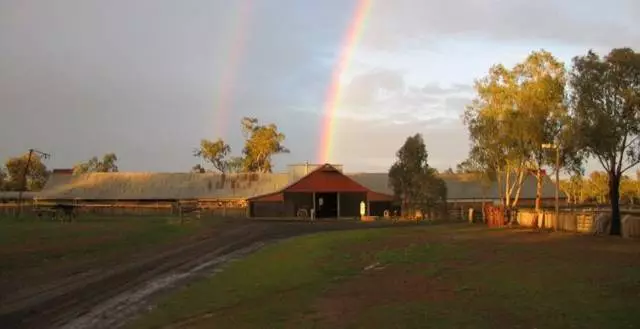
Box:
0 220 407 329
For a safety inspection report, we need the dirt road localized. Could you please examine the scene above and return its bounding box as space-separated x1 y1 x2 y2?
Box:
0 219 405 329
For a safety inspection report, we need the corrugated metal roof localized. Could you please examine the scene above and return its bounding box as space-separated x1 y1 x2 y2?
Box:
35 169 564 201
0 191 38 200
348 172 564 200
38 172 290 200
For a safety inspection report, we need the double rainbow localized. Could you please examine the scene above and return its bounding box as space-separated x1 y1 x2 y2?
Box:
317 0 372 164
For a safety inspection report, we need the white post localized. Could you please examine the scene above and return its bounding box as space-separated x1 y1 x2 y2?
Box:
312 192 316 220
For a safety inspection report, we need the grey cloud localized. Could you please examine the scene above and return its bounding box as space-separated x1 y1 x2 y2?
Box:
0 0 349 171
338 70 471 122
341 69 406 107
1 0 632 173
421 83 474 96
328 115 470 172
360 0 640 50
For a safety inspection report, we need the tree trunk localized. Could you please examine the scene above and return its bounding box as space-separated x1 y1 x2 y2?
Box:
504 169 510 207
608 172 621 235
510 169 526 208
535 170 543 212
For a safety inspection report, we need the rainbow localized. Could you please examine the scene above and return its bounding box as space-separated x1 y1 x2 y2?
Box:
213 0 253 139
317 0 372 164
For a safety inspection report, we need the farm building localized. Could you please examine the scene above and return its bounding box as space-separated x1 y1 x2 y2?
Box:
31 163 565 218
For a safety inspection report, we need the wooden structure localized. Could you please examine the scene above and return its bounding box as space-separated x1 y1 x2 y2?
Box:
247 164 395 219
485 205 506 228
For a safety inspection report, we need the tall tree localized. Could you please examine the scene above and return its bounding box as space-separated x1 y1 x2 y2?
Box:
388 134 447 217
193 139 231 173
569 48 640 235
587 171 610 204
465 50 583 211
513 51 572 212
241 117 289 173
464 64 529 209
74 153 119 174
4 153 50 191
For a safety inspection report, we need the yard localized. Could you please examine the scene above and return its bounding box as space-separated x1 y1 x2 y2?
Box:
131 223 640 329
0 214 229 306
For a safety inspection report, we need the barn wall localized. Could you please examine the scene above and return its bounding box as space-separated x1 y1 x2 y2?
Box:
369 201 394 216
250 201 285 217
27 199 249 218
284 192 313 217
339 192 366 217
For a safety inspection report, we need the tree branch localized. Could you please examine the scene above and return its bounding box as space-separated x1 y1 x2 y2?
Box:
595 154 611 172
617 134 628 175
620 158 640 174
625 135 639 149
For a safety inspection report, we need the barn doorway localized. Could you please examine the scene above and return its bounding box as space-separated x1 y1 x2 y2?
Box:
315 192 337 218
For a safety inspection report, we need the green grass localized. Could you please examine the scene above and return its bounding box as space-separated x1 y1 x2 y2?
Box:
0 215 222 292
130 224 640 329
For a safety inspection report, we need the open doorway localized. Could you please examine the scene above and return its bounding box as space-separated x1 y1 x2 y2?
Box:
315 192 337 218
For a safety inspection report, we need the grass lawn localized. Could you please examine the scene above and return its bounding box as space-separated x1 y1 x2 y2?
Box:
130 223 640 329
0 214 224 296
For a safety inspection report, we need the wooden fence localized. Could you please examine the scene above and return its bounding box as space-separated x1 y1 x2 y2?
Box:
0 201 247 218
516 209 640 238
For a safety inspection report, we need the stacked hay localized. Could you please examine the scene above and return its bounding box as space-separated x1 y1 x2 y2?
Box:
593 213 612 235
517 210 537 227
622 215 640 238
576 213 595 233
556 212 577 231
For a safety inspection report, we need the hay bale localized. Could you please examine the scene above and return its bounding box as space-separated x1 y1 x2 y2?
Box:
577 214 595 233
593 213 612 235
622 215 640 239
542 211 556 229
517 211 537 227
557 213 577 232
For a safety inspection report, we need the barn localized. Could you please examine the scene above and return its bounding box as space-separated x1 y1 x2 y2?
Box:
31 163 565 219
247 164 394 218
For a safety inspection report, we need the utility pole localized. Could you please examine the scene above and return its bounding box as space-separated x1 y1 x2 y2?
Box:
555 143 560 230
17 148 50 217
542 143 560 230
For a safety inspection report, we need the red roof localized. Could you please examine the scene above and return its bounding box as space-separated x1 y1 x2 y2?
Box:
285 164 369 193
248 164 393 201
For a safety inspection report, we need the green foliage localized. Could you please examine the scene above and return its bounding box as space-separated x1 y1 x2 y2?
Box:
559 174 585 204
193 139 231 173
3 153 49 191
464 50 580 208
226 156 245 173
559 170 640 205
73 153 119 174
587 171 610 204
193 118 289 174
619 175 637 204
569 47 640 234
388 134 447 216
240 117 289 173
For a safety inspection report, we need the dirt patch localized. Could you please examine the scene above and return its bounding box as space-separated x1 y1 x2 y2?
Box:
0 220 402 329
304 267 455 327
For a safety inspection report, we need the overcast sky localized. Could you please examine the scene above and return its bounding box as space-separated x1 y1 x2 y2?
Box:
1 0 639 173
